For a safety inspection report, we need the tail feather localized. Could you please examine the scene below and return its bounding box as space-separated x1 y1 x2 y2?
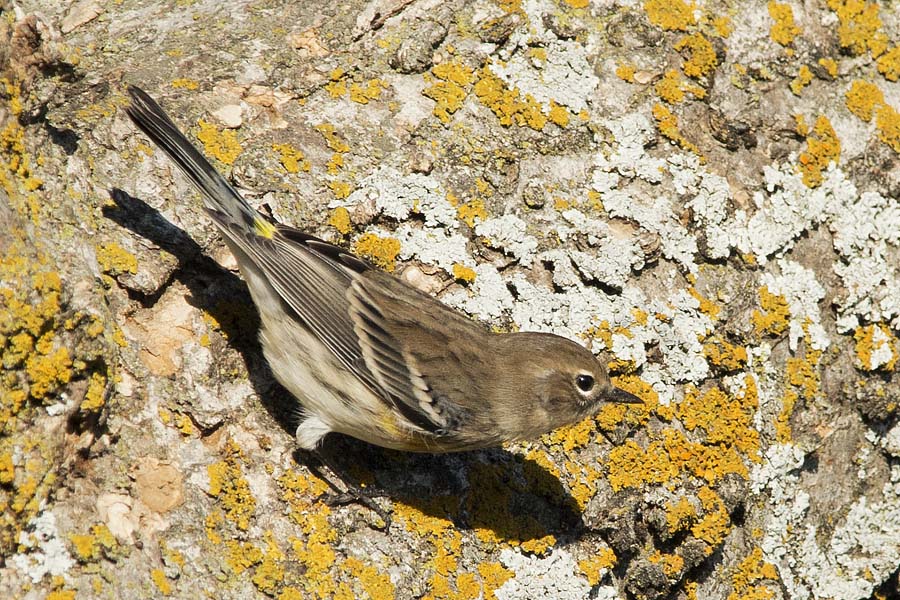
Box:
125 86 258 229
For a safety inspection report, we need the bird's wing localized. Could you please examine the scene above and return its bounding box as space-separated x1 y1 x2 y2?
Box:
210 213 453 434
346 270 481 435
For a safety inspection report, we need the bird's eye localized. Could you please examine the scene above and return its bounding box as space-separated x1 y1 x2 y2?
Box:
575 374 595 393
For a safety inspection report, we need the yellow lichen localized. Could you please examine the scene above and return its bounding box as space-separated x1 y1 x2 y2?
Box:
790 65 814 96
854 323 898 371
477 563 514 600
424 61 475 124
457 199 488 227
876 46 900 81
768 1 800 47
344 556 395 599
692 486 730 551
207 439 256 531
818 57 838 78
327 180 352 200
656 70 687 104
272 143 310 174
196 120 242 165
151 568 173 596
644 0 697 31
875 103 900 153
95 242 138 276
751 286 790 336
81 371 107 412
348 79 386 104
797 115 840 187
703 337 748 372
328 206 352 235
649 550 685 577
675 33 718 78
473 65 548 131
354 233 401 272
547 100 570 128
712 16 733 37
845 79 884 122
578 548 617 586
665 497 697 533
677 384 759 457
314 123 350 153
827 0 887 57
616 63 636 83
728 548 779 600
452 263 476 283
171 78 199 90
653 103 701 155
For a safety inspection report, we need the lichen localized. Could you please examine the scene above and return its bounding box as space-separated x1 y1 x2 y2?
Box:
796 115 840 187
354 233 401 271
272 143 310 174
196 120 242 165
768 1 800 47
206 439 256 531
644 0 697 31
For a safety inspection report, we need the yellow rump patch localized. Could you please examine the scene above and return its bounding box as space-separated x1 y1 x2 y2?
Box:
253 217 276 239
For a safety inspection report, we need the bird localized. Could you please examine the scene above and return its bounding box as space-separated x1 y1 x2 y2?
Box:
124 85 641 508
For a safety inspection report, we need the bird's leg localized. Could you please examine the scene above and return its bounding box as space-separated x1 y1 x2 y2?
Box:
294 446 392 529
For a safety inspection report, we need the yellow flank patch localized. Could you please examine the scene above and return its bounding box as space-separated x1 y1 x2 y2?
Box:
253 217 276 239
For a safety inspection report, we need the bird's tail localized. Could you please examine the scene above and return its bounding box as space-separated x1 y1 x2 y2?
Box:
125 85 268 235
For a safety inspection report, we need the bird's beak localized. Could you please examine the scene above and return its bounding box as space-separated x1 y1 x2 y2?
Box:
609 387 644 404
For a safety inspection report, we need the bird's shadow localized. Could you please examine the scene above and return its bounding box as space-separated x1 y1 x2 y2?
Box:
105 188 588 544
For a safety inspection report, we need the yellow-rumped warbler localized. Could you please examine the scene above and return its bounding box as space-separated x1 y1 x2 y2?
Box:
125 86 640 456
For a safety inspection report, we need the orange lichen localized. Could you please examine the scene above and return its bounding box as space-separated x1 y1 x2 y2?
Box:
876 46 900 81
675 33 718 78
827 0 887 57
472 65 548 131
727 548 779 600
579 549 617 586
845 79 883 121
424 61 475 123
354 233 401 272
797 115 840 187
752 288 790 337
644 0 697 31
875 103 900 153
665 497 697 533
768 1 800 47
703 337 748 372
653 103 701 155
854 323 898 371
